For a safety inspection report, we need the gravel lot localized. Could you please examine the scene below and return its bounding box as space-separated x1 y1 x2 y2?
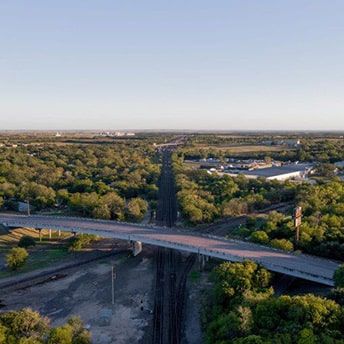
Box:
0 241 205 344
1 242 155 344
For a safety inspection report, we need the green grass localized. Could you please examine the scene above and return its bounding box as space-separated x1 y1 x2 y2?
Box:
0 227 72 247
194 144 291 153
189 271 201 281
0 245 71 278
0 227 74 278
24 246 70 270
0 227 38 249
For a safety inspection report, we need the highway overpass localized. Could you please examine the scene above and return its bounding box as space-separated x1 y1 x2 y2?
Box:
0 214 340 286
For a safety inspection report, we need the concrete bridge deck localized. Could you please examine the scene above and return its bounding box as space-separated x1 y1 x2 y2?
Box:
0 214 341 286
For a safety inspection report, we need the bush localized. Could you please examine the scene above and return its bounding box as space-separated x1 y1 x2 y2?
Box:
6 247 29 270
250 231 269 245
68 234 97 251
329 287 344 305
0 309 91 343
18 236 36 248
333 264 344 288
269 238 294 251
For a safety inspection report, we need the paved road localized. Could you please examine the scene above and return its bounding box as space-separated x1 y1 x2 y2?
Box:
0 214 341 286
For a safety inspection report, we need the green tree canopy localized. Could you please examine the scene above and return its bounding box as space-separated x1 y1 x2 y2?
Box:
18 236 36 249
250 231 269 245
6 247 28 270
0 308 49 341
333 264 344 288
0 309 91 344
269 238 294 251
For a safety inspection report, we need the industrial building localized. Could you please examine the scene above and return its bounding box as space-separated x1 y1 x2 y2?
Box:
233 163 314 181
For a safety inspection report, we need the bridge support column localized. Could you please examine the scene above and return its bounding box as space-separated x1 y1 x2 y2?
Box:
132 241 142 256
38 229 42 242
58 230 61 237
49 229 52 239
198 254 206 271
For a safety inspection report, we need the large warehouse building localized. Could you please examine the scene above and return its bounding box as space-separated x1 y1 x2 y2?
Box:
236 163 314 181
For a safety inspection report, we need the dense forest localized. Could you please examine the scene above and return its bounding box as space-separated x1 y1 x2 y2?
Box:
1 133 344 342
202 261 344 344
223 179 344 260
0 141 160 221
173 157 296 226
172 138 344 260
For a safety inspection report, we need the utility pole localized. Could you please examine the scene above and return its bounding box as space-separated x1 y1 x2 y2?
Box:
111 265 116 305
293 206 302 247
27 199 30 217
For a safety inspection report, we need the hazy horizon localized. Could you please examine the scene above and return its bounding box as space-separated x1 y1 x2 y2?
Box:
1 1 344 130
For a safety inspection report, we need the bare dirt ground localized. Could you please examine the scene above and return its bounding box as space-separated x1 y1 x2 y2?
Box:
0 240 206 344
183 273 207 344
1 242 155 344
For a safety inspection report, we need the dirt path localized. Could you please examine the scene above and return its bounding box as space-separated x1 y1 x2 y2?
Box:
183 272 207 344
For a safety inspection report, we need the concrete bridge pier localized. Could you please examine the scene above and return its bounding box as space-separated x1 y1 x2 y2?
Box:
132 241 142 256
198 254 207 271
38 229 42 242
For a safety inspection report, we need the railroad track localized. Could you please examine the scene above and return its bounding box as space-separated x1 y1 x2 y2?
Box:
152 248 165 344
175 253 196 340
152 147 195 344
155 150 177 227
168 249 177 344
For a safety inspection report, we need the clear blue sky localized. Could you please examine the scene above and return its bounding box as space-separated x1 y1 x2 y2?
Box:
1 1 343 130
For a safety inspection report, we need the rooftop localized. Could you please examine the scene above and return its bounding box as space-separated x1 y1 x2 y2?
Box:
242 163 314 178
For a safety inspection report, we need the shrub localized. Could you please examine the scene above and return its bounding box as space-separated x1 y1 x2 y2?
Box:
6 247 28 270
333 264 344 288
270 238 294 251
18 236 36 248
250 231 269 245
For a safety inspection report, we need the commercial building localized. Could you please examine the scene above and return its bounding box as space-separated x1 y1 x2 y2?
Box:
232 163 314 181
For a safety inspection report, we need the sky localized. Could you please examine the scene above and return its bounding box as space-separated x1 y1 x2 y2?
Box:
0 0 344 131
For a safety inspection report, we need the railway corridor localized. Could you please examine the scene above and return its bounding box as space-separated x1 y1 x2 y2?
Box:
153 148 185 344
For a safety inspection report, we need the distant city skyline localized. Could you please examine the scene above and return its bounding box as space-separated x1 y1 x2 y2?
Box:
1 1 344 130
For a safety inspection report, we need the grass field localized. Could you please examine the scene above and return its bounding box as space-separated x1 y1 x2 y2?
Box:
0 246 71 278
0 226 73 278
194 144 291 153
0 227 70 250
0 227 40 250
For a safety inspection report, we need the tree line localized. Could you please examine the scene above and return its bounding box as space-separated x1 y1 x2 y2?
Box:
173 159 295 225
178 136 344 164
202 261 344 344
0 142 160 221
0 308 91 343
238 179 344 260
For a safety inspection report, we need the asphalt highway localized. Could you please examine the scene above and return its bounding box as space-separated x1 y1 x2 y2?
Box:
0 213 341 286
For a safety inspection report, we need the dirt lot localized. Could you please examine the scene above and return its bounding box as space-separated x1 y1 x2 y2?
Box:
0 241 206 344
1 242 155 344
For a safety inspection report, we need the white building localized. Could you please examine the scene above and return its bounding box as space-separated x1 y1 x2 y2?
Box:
234 163 314 181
